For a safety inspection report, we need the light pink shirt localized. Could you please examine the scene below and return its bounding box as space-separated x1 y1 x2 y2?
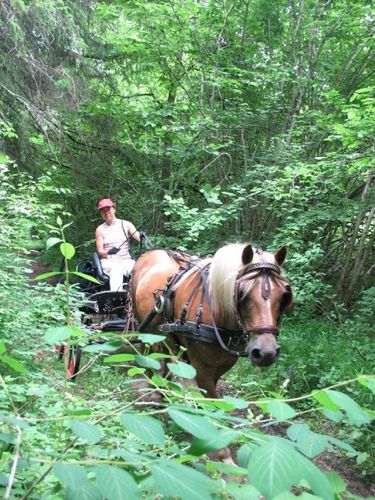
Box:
97 219 132 261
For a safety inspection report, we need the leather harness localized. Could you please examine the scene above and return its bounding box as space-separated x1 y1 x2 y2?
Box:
138 249 292 358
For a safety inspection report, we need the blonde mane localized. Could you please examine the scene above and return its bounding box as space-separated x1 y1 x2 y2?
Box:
209 243 277 325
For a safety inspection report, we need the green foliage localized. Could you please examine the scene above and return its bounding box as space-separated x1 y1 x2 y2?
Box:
0 2 374 497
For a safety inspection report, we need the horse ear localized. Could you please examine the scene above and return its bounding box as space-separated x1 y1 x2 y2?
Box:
274 246 287 266
242 244 254 265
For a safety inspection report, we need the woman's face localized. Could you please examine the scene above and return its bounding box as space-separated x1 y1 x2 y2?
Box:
100 205 116 224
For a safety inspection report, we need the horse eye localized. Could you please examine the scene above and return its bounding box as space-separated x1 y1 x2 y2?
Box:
280 291 293 310
237 287 248 303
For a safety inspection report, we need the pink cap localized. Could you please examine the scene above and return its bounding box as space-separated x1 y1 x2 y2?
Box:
97 198 114 210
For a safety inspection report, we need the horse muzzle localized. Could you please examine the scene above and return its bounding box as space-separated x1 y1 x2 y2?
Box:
247 330 280 367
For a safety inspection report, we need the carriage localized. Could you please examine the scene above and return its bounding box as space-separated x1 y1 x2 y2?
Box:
60 240 293 402
59 251 137 379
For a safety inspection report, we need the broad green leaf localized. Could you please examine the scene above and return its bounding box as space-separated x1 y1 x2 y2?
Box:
44 326 76 344
167 361 196 379
137 334 166 344
288 424 329 458
189 429 237 455
0 413 30 429
120 413 165 446
223 395 248 409
1 356 26 373
35 271 63 281
327 436 356 454
322 408 344 422
95 465 139 499
326 390 371 425
53 464 87 489
312 390 340 411
359 376 375 395
296 431 329 458
104 353 135 363
268 400 297 421
237 443 255 468
134 354 161 370
168 407 218 440
206 461 247 477
114 449 144 464
248 438 334 499
0 432 15 444
71 271 101 284
287 423 310 442
325 471 347 494
150 459 216 500
65 483 102 500
46 237 62 250
60 242 75 259
127 367 146 376
68 420 103 445
273 493 320 500
83 342 121 353
0 342 6 355
56 215 63 226
225 482 261 500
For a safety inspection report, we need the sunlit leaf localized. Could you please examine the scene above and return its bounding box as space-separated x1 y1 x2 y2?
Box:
104 353 135 363
71 271 101 284
60 242 75 259
35 271 63 281
1 356 26 373
312 390 340 411
326 390 371 426
323 471 346 495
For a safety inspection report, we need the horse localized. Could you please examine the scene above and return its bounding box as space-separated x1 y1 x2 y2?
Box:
131 242 293 399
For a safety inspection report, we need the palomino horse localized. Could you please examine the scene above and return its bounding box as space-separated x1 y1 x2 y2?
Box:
131 243 293 399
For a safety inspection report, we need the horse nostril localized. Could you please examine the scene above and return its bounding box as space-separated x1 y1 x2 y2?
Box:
276 347 280 357
251 348 262 359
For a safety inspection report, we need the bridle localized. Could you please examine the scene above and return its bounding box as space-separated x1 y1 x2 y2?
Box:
235 250 292 338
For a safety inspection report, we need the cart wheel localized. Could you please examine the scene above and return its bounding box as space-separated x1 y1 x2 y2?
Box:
54 344 64 360
64 345 82 380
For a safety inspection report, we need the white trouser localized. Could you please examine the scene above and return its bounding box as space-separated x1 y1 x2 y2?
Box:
101 258 135 291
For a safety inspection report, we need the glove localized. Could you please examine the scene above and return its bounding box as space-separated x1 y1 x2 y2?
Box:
139 230 146 241
107 247 120 255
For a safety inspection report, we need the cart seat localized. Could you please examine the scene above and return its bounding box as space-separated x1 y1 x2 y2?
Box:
92 252 110 287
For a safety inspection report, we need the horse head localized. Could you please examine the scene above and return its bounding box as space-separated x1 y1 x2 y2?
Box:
209 243 293 367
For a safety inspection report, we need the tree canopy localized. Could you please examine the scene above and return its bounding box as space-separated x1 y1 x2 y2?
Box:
1 0 374 305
